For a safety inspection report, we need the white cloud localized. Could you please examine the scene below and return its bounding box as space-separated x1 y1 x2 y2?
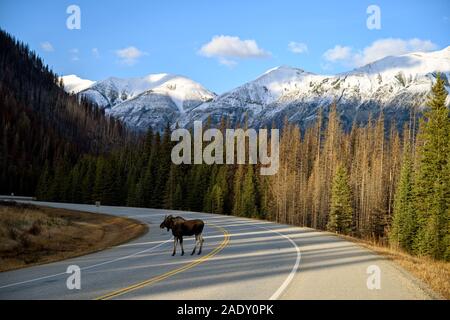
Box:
323 45 352 62
115 46 148 65
41 41 54 52
92 48 100 58
288 42 308 54
323 38 438 69
199 35 270 66
355 38 437 66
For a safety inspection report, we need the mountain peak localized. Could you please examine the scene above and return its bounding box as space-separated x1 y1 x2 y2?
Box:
258 65 311 79
263 65 305 74
60 74 95 93
346 46 450 77
249 65 313 89
66 73 215 131
144 73 170 82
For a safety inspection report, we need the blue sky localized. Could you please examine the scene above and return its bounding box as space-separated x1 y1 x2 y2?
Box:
0 0 449 93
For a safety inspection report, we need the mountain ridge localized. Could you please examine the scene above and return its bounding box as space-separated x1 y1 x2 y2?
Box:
62 46 450 131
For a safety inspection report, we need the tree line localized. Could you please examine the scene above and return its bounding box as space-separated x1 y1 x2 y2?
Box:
36 76 450 261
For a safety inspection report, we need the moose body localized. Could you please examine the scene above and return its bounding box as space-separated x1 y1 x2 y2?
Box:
160 215 205 256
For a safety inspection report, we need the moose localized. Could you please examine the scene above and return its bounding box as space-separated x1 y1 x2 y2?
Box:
160 215 205 256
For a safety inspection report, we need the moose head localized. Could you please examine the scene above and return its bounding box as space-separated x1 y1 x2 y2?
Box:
160 215 174 232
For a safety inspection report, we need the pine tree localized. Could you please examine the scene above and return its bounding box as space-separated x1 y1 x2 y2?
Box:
390 145 415 252
327 165 353 234
50 159 70 201
141 133 159 207
81 157 96 204
187 165 201 211
205 165 228 214
257 174 270 219
93 157 105 203
241 165 258 217
152 127 172 208
173 183 183 210
232 165 244 215
444 159 450 260
210 184 224 214
164 163 183 209
101 158 120 205
368 113 388 239
70 161 83 203
413 74 450 260
36 162 51 200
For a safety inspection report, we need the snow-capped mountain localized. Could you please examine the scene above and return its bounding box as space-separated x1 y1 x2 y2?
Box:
184 46 450 130
62 75 95 94
62 73 216 131
63 46 450 132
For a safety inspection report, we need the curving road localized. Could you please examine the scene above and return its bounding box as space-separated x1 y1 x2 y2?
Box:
0 201 437 300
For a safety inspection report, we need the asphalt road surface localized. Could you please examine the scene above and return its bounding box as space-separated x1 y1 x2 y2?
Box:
0 201 437 300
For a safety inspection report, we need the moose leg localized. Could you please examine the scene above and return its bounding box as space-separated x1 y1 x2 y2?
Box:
180 237 185 256
191 235 198 255
198 234 204 255
172 237 178 256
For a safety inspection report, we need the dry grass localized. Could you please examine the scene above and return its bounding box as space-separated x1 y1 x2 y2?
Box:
0 202 148 272
338 234 450 299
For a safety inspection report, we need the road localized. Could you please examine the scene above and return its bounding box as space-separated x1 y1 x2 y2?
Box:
0 201 437 300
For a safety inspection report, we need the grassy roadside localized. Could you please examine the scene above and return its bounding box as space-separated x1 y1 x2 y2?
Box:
335 233 449 299
0 202 148 272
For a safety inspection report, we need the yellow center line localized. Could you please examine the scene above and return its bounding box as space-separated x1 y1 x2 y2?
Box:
95 223 230 300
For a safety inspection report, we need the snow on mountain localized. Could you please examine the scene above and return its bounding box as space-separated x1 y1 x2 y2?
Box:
184 46 450 130
61 75 95 94
64 46 450 132
70 74 216 131
109 76 216 131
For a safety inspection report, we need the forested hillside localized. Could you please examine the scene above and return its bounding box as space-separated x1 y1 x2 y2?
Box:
0 30 128 196
38 77 450 261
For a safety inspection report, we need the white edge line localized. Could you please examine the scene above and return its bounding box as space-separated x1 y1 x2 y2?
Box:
0 239 171 290
257 225 301 300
